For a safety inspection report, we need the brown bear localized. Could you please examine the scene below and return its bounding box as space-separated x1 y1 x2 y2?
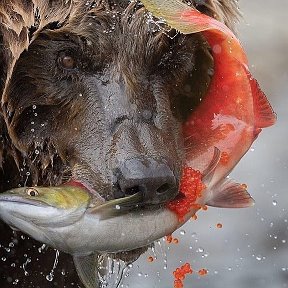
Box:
0 0 239 287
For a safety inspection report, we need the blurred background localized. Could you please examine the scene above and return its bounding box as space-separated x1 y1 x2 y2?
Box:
124 1 288 287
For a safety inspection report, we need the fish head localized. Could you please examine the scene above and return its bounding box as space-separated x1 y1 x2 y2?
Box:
0 186 91 237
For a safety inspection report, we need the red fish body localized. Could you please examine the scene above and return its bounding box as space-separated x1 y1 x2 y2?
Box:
181 10 276 190
142 0 276 214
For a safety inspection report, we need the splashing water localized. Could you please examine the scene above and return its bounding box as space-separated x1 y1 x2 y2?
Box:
145 11 180 39
38 243 46 253
98 255 129 288
22 257 31 276
45 249 60 282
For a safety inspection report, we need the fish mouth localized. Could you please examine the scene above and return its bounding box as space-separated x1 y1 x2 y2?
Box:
0 194 49 207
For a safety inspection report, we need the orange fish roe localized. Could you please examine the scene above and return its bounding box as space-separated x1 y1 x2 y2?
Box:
166 234 180 244
166 234 173 244
198 268 208 276
172 238 179 244
147 256 154 262
201 205 208 211
216 223 223 228
173 263 193 288
192 214 198 220
167 167 206 221
220 151 230 165
174 279 184 288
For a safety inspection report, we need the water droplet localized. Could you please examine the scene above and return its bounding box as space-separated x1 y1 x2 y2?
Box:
197 247 204 253
137 272 143 277
272 200 277 206
191 232 197 238
46 274 53 282
180 230 186 235
256 255 262 261
2 257 6 261
35 150 40 155
115 205 120 210
32 105 37 110
38 244 46 253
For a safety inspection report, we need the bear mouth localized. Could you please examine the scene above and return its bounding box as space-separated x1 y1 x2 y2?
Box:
66 179 180 213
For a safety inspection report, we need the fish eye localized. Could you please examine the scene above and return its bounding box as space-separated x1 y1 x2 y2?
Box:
26 188 39 197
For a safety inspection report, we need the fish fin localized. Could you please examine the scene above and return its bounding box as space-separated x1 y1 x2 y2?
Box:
141 0 233 36
73 253 100 288
88 192 143 219
206 178 255 208
243 67 276 128
202 147 221 184
74 253 128 288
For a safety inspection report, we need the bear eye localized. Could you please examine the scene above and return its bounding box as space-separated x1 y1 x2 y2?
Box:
58 52 76 69
26 188 39 197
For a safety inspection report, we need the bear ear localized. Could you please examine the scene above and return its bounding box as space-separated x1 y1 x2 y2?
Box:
191 0 240 31
0 0 73 95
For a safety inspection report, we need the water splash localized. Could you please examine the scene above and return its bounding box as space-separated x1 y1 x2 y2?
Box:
45 249 60 282
22 257 31 276
98 255 129 288
38 243 46 253
156 239 168 271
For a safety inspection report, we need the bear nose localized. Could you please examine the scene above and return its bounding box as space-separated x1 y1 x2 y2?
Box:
115 158 178 205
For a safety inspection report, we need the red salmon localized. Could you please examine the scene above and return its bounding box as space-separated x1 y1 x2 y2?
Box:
142 0 276 212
